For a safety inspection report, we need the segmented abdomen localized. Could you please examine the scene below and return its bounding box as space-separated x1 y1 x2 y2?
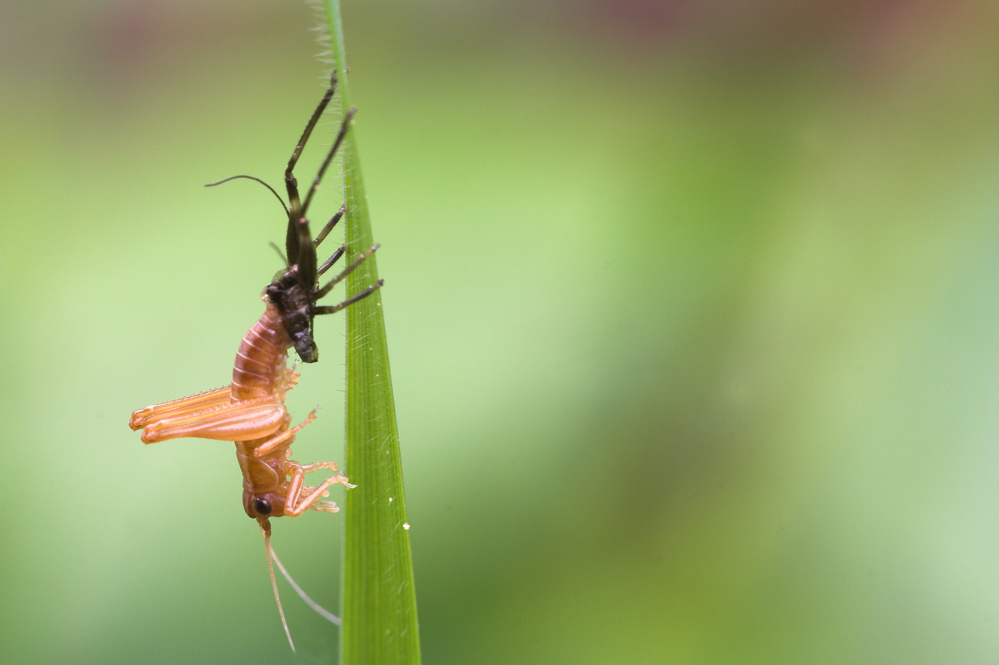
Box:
232 302 289 402
232 302 294 510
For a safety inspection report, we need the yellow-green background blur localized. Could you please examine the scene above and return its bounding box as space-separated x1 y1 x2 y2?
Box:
2 2 997 664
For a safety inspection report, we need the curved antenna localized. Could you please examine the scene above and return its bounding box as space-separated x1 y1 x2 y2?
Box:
269 543 342 625
205 175 290 217
260 520 296 653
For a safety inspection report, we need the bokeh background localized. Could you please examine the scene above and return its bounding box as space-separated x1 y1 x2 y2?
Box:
2 1 997 663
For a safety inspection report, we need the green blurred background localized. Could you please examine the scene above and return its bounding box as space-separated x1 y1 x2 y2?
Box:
2 1 997 663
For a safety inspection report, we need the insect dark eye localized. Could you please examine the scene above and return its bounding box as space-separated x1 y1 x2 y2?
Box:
253 498 272 515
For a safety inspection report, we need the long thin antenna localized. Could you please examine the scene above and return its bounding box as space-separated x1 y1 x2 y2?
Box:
260 520 296 653
270 545 342 625
206 175 290 217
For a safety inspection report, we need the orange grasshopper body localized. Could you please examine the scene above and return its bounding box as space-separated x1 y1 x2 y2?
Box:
128 301 353 522
129 72 380 652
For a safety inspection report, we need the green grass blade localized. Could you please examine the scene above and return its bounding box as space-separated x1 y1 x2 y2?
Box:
321 2 421 664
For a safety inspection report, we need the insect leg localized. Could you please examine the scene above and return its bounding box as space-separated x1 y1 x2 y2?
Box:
252 409 318 458
129 385 232 430
290 108 357 288
296 460 342 475
317 244 346 278
313 203 345 249
296 461 355 512
284 72 337 274
314 280 384 316
283 461 353 517
285 72 337 220
299 107 356 220
314 205 348 278
314 243 380 300
140 400 287 444
280 366 302 393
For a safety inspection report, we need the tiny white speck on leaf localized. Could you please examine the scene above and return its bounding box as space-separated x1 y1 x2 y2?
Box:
403 523 410 530
388 497 394 502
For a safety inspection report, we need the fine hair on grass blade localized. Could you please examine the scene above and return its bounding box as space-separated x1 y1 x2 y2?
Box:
320 1 422 664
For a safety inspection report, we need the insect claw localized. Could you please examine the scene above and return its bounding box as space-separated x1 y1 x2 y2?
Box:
312 500 340 513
